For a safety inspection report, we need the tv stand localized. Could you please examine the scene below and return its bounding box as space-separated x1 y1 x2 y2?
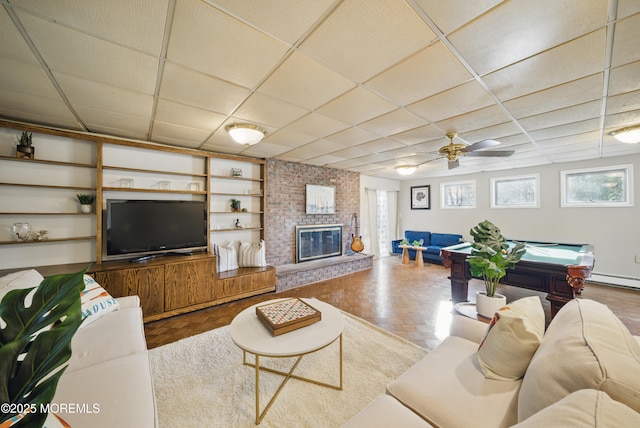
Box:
130 251 193 263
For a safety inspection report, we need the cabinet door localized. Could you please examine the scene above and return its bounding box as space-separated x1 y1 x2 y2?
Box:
94 266 164 316
164 258 216 311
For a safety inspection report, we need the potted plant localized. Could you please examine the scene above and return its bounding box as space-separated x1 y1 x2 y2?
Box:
467 220 526 318
16 131 34 159
76 193 95 213
230 198 241 212
0 270 85 427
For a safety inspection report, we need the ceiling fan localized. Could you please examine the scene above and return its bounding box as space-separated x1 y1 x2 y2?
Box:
395 132 515 175
436 132 515 169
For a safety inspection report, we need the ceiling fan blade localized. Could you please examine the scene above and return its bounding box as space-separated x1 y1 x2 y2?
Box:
448 159 459 169
465 150 515 157
460 139 501 152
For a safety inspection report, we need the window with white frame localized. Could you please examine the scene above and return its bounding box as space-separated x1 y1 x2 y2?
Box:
491 174 539 208
441 180 476 209
561 164 633 207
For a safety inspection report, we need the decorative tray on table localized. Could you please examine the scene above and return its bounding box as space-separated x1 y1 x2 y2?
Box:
256 298 322 336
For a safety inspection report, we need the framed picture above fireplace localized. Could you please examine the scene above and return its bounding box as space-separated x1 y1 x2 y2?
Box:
306 184 335 214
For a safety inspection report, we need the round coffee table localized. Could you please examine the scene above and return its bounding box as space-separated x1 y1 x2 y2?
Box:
230 298 345 424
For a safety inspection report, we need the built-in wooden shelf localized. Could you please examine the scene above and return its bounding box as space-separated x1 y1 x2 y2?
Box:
103 165 208 178
0 236 96 245
0 182 96 191
210 174 263 182
0 155 95 168
102 186 207 195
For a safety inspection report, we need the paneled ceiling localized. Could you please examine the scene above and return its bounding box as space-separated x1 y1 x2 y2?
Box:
1 0 639 179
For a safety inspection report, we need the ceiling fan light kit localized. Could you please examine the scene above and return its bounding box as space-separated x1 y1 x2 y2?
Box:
226 123 266 146
396 165 417 175
610 125 640 144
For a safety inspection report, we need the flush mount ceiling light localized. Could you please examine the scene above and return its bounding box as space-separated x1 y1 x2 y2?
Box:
395 165 417 175
226 123 266 146
610 125 640 144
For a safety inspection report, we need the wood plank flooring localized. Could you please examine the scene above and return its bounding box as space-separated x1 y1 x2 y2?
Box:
144 256 640 350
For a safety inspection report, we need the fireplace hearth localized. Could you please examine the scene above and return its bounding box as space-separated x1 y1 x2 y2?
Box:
296 224 342 263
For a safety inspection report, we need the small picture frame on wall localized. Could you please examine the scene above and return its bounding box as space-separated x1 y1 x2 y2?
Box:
411 185 431 210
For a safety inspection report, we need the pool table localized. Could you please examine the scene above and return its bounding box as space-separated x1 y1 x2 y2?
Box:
440 241 595 317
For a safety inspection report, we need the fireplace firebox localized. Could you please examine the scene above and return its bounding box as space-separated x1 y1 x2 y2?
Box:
295 224 342 263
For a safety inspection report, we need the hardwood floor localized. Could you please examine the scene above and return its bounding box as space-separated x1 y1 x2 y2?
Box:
144 256 640 350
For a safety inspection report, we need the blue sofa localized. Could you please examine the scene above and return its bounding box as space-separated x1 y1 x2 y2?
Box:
391 230 463 264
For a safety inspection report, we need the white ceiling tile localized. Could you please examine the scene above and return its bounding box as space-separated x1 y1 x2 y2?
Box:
357 138 406 153
151 121 211 143
233 93 308 128
241 141 293 158
206 0 335 45
15 0 169 55
606 90 640 116
0 58 61 99
359 109 427 137
154 99 227 131
535 131 601 149
365 42 472 106
504 74 604 118
262 128 316 148
74 105 150 134
413 0 504 35
608 61 640 96
17 12 159 94
390 125 443 146
0 87 80 128
299 0 436 82
528 118 600 141
483 30 606 101
258 52 355 110
0 8 39 64
84 124 148 141
298 139 352 155
316 87 397 125
610 13 640 68
617 0 640 18
407 81 496 123
604 109 640 129
304 154 347 166
519 101 601 131
433 105 512 134
284 113 350 139
55 73 154 118
322 127 379 147
160 62 250 113
449 0 607 75
458 123 524 145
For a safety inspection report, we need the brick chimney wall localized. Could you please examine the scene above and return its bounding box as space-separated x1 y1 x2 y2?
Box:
264 159 360 266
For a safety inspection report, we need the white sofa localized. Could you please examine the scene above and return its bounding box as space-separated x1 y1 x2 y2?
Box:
345 298 640 427
0 269 157 427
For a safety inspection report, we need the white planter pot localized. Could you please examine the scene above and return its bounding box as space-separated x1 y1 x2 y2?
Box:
80 204 92 213
476 291 507 319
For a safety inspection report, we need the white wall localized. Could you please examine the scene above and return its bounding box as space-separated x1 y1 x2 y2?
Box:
397 154 640 280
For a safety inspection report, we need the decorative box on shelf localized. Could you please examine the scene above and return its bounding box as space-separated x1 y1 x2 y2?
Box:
256 298 321 336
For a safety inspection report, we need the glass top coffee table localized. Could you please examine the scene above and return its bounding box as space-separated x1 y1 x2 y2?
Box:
230 297 345 424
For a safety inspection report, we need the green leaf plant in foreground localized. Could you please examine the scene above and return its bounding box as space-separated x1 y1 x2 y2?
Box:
0 269 86 428
467 220 526 297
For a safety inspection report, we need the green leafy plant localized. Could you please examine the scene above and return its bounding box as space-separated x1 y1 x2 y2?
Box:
467 220 526 297
0 270 86 428
16 132 32 147
75 193 95 205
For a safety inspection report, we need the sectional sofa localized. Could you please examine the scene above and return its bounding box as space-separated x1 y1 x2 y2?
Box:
0 269 157 427
391 230 462 264
345 297 640 427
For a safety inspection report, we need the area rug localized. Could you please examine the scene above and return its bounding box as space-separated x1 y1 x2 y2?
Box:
149 312 427 427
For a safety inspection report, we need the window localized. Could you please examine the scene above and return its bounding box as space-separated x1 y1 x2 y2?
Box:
561 164 633 207
491 174 539 208
441 180 476 209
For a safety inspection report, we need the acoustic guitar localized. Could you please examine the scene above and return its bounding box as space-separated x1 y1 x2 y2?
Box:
351 213 364 253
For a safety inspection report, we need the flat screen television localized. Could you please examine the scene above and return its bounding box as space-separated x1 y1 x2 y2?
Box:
106 199 207 261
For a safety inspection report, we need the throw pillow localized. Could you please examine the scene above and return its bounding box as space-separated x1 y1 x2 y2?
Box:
80 274 119 327
214 241 239 272
0 269 45 306
238 240 267 267
477 296 545 381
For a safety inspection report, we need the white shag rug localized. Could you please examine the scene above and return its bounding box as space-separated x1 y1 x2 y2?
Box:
149 312 427 427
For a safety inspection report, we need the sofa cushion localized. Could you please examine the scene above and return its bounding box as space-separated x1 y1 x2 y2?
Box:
387 336 520 427
513 389 640 428
405 231 430 246
424 246 441 255
52 352 157 428
67 305 147 373
214 241 239 272
343 394 433 427
430 233 462 247
518 299 640 421
477 296 545 381
80 275 120 327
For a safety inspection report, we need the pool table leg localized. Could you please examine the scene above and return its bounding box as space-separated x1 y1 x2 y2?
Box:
441 249 472 303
